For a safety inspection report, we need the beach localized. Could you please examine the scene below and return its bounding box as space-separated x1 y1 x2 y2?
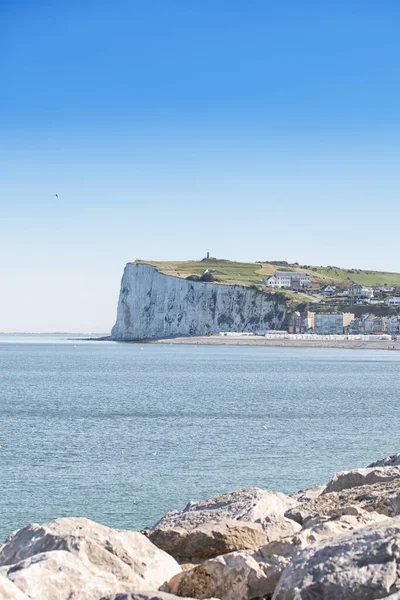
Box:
152 334 400 351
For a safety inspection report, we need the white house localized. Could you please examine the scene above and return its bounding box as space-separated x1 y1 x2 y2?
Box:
264 275 279 288
264 271 311 289
385 297 400 306
322 285 336 297
348 284 374 299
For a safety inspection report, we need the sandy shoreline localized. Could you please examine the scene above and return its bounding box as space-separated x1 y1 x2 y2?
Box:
151 335 400 351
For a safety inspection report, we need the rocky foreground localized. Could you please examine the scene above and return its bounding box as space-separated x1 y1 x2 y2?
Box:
1 454 400 600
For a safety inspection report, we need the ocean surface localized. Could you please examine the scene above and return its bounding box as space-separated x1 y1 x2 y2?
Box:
1 336 399 542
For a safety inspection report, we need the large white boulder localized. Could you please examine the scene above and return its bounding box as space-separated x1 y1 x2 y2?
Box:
152 487 300 543
323 466 400 494
100 593 220 600
167 547 287 600
0 518 181 591
0 550 136 600
368 453 400 468
285 479 400 524
165 509 387 600
0 573 29 599
272 516 400 599
149 520 267 563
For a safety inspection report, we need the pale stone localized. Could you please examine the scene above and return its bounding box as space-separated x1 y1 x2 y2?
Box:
152 487 298 536
236 507 390 598
168 548 288 600
368 453 400 468
99 592 220 600
149 520 267 563
0 518 181 590
285 479 400 524
0 550 136 600
111 263 288 340
0 573 29 599
323 466 400 494
272 516 400 600
290 485 325 503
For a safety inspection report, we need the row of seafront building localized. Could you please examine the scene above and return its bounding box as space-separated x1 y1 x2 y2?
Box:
264 333 392 341
288 311 400 336
288 311 353 335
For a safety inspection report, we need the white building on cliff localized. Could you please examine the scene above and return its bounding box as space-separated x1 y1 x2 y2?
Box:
264 271 311 289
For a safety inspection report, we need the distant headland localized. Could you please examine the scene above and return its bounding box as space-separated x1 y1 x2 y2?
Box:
110 256 400 342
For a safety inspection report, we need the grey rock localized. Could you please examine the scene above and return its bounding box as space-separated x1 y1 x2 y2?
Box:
244 507 389 597
152 487 300 543
0 573 29 599
99 593 220 600
167 547 288 600
149 520 267 563
285 479 400 524
368 453 400 468
272 516 400 600
290 485 325 503
0 550 136 600
323 466 400 494
167 509 384 600
0 517 181 591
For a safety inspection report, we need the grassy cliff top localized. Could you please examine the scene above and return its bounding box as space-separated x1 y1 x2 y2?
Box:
133 259 400 288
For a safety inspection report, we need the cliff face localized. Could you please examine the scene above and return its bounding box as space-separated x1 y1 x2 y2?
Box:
111 263 288 340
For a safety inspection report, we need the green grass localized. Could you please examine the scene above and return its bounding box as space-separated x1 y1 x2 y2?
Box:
135 259 267 286
305 266 400 286
133 259 400 288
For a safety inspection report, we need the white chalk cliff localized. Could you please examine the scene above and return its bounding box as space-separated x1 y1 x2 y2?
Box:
111 263 288 340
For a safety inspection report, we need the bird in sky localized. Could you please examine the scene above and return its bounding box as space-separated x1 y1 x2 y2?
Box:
55 194 59 198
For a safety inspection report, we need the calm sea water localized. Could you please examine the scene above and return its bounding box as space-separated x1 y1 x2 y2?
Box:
1 337 399 542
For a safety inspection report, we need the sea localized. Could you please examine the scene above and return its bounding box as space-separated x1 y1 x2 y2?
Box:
1 335 399 542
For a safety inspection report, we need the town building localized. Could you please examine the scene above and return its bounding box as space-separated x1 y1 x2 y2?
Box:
264 271 311 289
287 311 315 333
388 317 400 335
360 315 388 334
322 285 336 297
314 312 354 335
385 297 400 306
348 284 374 299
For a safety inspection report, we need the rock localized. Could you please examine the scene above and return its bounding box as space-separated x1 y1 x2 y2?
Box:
0 518 181 591
0 550 136 600
368 453 400 468
152 487 300 544
298 506 388 545
0 573 29 599
290 485 325 503
99 593 219 600
323 466 400 494
272 516 400 600
238 507 389 597
149 520 267 563
285 479 400 524
167 548 288 600
270 506 388 557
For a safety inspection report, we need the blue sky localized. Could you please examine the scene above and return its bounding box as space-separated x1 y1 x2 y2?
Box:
1 1 399 331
